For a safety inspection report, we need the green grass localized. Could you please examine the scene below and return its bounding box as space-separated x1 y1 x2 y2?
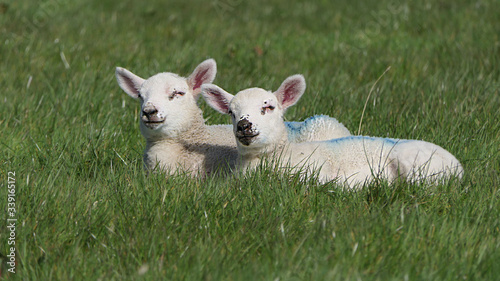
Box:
1 0 499 280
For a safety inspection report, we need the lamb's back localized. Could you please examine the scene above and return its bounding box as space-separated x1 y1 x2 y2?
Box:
286 115 351 142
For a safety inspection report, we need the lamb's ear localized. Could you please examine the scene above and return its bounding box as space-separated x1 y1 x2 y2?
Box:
115 67 145 99
274 74 306 110
201 84 234 114
187 58 217 99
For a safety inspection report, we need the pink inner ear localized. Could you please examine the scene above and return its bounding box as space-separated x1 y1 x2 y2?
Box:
123 76 140 94
192 69 209 91
281 80 302 106
204 88 231 113
214 98 230 113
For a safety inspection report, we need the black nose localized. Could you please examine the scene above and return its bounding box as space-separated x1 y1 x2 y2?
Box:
236 119 252 134
142 106 158 118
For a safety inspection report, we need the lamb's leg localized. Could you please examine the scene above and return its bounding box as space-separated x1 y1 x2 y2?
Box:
392 141 463 183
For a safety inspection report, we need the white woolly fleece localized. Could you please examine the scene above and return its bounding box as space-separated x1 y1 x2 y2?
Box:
116 60 351 177
201 74 463 187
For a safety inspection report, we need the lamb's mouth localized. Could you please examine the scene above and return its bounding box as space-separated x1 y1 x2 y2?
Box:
236 132 259 146
142 119 165 129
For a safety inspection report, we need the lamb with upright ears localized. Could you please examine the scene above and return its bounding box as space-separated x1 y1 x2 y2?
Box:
201 75 464 187
116 59 351 177
116 59 237 176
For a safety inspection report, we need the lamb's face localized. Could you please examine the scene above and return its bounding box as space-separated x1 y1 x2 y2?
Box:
229 88 285 148
116 59 217 140
201 74 306 152
137 73 198 137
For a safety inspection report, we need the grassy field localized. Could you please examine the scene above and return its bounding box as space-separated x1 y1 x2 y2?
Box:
1 0 499 280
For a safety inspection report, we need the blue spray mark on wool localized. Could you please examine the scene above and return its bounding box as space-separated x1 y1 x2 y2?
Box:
285 115 329 141
303 114 329 124
285 121 304 141
285 121 303 132
327 135 407 145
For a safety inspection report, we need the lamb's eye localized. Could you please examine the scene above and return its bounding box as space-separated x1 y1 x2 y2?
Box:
228 110 235 118
168 91 185 101
261 105 275 115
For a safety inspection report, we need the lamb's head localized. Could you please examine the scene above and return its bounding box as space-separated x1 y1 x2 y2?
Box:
115 59 216 139
202 75 306 152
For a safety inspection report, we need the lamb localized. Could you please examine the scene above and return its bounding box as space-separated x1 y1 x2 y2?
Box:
115 59 350 176
201 74 464 187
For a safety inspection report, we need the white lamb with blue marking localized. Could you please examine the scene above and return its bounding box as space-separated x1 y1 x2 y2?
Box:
201 74 463 187
285 114 350 143
115 59 350 176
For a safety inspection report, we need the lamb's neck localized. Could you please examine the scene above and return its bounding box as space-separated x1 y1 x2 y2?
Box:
238 131 289 170
238 146 263 170
177 118 209 145
145 116 208 148
266 126 289 152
